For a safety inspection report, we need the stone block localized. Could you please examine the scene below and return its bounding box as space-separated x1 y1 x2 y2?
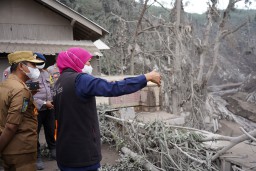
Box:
137 106 160 112
109 91 140 108
118 107 136 120
96 97 109 106
140 85 160 107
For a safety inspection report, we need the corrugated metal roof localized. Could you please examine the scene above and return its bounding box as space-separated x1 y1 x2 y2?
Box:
0 40 101 55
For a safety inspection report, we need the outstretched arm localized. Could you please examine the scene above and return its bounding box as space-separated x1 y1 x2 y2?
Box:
76 70 161 98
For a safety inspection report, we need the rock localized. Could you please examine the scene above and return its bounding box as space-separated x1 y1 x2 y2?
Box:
223 92 256 123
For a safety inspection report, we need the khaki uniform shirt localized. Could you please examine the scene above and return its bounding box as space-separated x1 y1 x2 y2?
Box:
0 74 37 155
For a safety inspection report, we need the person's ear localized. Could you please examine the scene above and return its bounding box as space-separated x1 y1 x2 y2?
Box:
18 63 22 70
19 62 25 71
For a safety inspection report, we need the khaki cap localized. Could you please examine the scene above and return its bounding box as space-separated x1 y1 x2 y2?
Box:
8 51 44 65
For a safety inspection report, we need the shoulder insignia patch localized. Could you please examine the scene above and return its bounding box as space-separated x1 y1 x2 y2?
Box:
21 97 29 113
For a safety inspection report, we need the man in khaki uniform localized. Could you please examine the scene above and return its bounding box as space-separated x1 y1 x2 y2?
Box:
0 51 44 171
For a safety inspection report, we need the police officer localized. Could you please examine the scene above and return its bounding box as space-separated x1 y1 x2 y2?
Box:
46 55 60 145
0 51 43 171
47 55 60 87
31 53 56 170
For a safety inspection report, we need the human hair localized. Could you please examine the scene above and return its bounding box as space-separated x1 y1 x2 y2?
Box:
10 61 28 73
10 63 19 73
55 53 58 61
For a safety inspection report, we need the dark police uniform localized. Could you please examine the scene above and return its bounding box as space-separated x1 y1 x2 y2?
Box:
0 74 38 171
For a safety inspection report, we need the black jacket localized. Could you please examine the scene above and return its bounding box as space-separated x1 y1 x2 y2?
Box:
53 69 101 167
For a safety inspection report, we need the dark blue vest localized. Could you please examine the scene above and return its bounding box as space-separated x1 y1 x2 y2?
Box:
53 69 101 167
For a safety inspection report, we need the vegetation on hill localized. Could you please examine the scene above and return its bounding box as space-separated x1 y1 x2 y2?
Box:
59 0 256 84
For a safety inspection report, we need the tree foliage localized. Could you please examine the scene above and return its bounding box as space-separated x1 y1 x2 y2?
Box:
58 0 256 128
58 0 256 77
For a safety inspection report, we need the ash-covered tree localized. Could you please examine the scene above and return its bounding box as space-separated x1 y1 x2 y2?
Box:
58 0 255 128
110 0 255 128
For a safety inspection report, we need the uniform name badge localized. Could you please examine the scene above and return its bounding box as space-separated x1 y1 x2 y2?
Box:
21 97 29 112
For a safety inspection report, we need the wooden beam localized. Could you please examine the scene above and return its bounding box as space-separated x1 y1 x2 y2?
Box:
70 19 76 27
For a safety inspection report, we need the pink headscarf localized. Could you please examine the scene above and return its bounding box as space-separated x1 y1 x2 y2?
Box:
57 47 93 73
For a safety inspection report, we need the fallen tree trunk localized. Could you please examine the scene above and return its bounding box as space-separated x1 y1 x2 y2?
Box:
102 113 220 170
105 114 256 163
207 83 242 92
211 129 256 161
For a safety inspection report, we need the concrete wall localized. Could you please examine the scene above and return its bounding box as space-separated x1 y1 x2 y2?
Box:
96 76 161 111
0 0 72 40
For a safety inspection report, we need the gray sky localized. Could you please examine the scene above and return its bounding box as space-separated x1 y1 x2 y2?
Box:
147 0 256 14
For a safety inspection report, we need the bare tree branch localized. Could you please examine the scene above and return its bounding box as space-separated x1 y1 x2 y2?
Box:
171 142 206 164
240 127 256 142
212 129 256 161
154 0 170 12
204 0 244 84
138 24 161 35
222 20 248 39
130 0 150 75
201 134 234 142
121 147 160 171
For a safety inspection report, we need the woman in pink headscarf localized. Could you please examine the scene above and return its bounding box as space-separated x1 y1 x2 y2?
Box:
57 47 93 74
53 47 161 171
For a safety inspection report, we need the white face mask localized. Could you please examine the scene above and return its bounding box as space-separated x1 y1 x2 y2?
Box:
36 63 45 69
82 65 93 74
22 64 40 80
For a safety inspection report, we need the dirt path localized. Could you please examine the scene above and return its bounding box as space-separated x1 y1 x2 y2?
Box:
39 128 119 171
42 144 119 171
